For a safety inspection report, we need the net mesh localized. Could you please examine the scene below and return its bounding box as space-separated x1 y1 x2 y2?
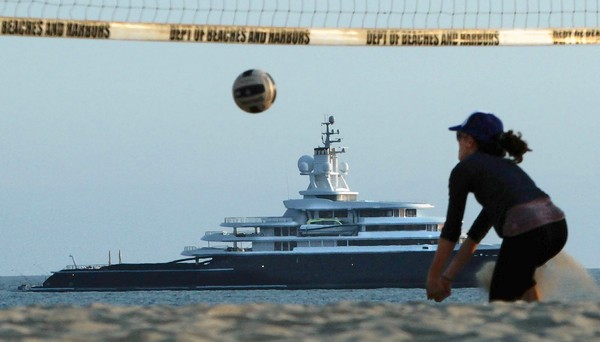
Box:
2 0 600 45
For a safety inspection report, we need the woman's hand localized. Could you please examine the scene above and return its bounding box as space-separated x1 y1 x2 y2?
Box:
426 238 457 302
426 275 451 302
440 275 453 299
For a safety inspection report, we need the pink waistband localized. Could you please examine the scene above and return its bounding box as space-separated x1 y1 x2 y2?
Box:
502 197 565 237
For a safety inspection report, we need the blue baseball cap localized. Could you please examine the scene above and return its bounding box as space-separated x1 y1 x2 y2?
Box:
449 112 504 143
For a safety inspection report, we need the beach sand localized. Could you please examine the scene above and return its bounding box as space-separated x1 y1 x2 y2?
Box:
3 253 599 341
1 300 600 341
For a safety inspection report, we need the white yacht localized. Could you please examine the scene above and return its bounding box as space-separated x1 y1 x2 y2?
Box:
33 116 498 291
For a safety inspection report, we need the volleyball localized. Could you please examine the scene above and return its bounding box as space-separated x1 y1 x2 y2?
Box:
232 69 277 114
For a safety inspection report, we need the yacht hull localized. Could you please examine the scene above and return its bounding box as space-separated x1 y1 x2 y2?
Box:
32 249 498 291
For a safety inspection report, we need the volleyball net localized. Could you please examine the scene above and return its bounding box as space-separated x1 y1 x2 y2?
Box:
1 0 600 46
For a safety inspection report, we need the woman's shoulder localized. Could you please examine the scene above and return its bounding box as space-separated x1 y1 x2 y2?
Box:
453 152 516 175
456 151 488 167
468 151 516 166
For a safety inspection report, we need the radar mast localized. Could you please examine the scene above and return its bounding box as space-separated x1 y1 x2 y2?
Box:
297 116 357 201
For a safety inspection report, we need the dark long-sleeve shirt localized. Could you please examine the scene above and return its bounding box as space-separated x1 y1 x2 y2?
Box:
441 152 548 243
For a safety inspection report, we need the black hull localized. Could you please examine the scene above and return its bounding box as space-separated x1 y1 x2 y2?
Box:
33 249 498 292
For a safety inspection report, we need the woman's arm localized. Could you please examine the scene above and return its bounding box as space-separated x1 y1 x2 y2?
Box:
428 164 472 301
442 236 479 281
427 236 480 302
427 237 456 301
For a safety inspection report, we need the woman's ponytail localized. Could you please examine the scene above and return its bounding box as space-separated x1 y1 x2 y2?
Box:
498 130 531 164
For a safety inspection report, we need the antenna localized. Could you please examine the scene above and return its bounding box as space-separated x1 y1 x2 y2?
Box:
69 254 78 268
321 115 341 148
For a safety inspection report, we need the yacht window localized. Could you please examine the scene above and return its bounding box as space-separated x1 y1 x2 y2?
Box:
274 241 297 251
365 225 428 231
406 209 417 217
426 224 441 232
316 211 348 220
333 210 347 219
348 239 438 246
319 211 333 218
275 227 295 236
358 209 398 217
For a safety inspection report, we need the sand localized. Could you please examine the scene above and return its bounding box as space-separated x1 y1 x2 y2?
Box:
1 300 600 341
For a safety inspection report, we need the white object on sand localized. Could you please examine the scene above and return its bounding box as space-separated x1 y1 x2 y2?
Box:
476 251 600 301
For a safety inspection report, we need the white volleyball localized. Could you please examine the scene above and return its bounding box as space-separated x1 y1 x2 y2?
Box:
232 69 277 114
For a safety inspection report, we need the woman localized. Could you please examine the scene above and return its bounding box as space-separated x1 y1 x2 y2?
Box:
427 112 568 302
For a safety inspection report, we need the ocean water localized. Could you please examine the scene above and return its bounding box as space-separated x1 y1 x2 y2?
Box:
1 269 599 309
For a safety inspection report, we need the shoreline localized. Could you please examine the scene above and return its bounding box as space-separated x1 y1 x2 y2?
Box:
2 301 600 341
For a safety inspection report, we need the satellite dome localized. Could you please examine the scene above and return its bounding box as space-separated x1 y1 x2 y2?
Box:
339 162 349 174
297 155 314 174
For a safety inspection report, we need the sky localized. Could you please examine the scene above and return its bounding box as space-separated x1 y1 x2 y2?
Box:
1 35 599 277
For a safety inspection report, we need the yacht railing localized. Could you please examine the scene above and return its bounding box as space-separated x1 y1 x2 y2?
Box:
223 217 293 224
204 231 265 239
64 264 106 270
205 230 227 236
